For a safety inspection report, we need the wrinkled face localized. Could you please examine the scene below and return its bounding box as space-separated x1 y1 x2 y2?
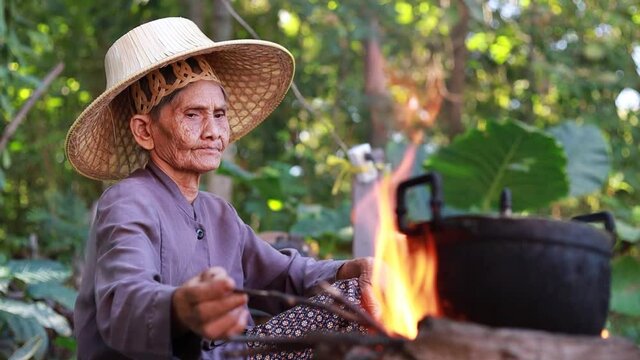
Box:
150 80 230 176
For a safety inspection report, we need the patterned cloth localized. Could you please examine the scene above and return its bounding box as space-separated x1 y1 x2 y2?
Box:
245 279 368 359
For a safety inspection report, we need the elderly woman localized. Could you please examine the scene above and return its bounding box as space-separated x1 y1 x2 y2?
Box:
68 17 375 360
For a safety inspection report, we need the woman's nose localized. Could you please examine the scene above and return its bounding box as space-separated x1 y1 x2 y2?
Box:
201 114 218 139
202 114 229 141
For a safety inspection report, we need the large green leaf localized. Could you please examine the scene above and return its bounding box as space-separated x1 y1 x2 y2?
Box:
615 219 640 244
8 336 43 360
7 260 70 285
0 310 45 344
53 336 77 352
611 256 640 316
548 122 610 196
217 159 254 181
249 176 285 201
0 299 71 337
0 167 5 191
291 203 352 240
0 310 48 360
27 283 77 310
0 264 9 294
0 0 6 37
425 120 569 212
607 312 640 345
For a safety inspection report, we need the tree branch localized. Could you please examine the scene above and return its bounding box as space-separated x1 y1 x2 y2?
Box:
0 62 65 153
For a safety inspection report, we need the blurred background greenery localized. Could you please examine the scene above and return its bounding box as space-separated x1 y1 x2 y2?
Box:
2 0 640 358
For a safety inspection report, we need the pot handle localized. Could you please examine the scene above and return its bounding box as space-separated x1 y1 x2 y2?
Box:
571 211 617 241
396 172 443 235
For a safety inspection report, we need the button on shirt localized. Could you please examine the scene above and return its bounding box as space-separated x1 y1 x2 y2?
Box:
73 162 344 359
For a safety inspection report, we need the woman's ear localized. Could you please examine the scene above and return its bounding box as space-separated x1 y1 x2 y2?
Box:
130 114 154 150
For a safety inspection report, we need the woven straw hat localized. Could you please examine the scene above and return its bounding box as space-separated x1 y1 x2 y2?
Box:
65 17 295 181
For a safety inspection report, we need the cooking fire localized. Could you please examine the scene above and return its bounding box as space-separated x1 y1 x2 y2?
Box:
223 152 640 359
371 175 440 339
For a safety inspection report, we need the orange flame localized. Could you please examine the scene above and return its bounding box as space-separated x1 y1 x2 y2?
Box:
369 144 440 339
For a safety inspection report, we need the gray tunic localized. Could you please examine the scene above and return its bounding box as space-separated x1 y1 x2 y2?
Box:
74 162 343 359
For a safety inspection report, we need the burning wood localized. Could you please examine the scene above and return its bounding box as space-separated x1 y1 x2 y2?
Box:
226 317 640 360
392 317 640 360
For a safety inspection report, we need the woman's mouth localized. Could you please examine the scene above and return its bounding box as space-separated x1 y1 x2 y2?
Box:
194 146 223 155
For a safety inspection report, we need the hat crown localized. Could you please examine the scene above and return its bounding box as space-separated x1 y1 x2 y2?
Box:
104 17 214 89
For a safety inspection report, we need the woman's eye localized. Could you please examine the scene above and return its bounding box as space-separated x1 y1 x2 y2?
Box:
186 112 198 119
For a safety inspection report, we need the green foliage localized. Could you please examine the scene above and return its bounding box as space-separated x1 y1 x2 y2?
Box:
0 300 71 337
26 283 76 311
616 220 640 244
609 255 640 344
0 258 76 359
0 311 47 360
425 120 569 212
25 191 90 260
611 255 640 317
0 168 5 191
8 335 44 360
290 202 351 239
7 259 70 284
218 160 307 231
548 122 611 197
290 202 353 258
608 312 640 346
219 160 353 256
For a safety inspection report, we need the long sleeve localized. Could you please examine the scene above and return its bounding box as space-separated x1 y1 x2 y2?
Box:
75 167 217 359
238 218 345 315
89 184 204 359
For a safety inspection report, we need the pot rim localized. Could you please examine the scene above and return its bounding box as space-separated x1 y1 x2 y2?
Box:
426 214 614 255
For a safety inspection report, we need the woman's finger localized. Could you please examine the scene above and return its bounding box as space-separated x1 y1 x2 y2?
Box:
183 268 236 304
202 307 249 339
359 280 381 318
192 293 248 325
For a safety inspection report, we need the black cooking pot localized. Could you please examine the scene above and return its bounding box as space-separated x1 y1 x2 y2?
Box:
395 172 615 335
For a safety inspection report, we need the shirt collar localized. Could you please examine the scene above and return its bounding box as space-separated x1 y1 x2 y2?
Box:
146 160 200 219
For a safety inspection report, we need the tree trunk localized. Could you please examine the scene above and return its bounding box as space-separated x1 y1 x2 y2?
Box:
364 18 394 148
352 17 395 256
205 0 235 201
440 0 468 137
211 0 232 41
184 0 204 27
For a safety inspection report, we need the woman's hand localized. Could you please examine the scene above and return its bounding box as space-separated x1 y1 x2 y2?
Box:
337 257 380 317
171 267 249 339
